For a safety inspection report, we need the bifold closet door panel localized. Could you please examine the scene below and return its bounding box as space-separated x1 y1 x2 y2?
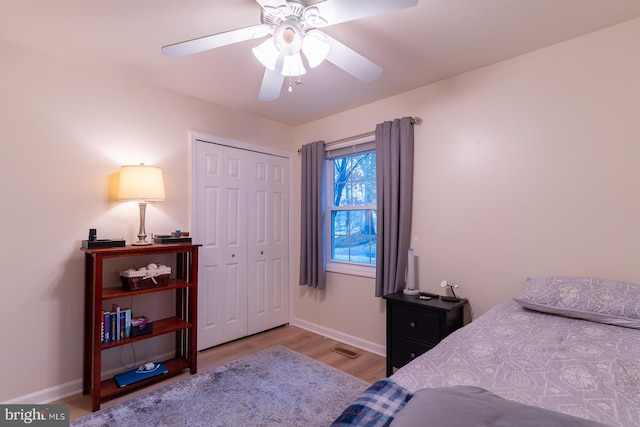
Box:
195 142 248 349
247 153 289 335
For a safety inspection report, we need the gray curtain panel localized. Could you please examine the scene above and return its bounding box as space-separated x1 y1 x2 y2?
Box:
299 140 326 289
375 117 415 297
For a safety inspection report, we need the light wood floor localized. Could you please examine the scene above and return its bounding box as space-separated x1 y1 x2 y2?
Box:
58 325 386 421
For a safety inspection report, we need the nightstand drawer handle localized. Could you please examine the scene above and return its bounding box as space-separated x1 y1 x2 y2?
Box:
410 353 417 359
410 322 416 328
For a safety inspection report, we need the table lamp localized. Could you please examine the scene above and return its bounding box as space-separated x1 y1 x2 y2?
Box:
118 163 165 245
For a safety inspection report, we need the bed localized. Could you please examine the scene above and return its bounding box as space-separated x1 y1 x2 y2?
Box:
332 276 640 427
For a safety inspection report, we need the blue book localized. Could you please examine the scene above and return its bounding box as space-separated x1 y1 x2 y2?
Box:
104 312 111 343
113 363 168 388
124 309 132 338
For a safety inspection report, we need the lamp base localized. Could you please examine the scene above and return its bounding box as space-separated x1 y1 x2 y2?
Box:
403 288 420 295
133 202 152 246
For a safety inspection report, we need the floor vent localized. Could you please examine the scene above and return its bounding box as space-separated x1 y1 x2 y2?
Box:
332 346 361 359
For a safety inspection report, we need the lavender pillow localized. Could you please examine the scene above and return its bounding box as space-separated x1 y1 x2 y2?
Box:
514 276 640 329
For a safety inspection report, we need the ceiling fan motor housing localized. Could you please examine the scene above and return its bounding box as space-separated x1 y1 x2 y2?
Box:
260 1 306 27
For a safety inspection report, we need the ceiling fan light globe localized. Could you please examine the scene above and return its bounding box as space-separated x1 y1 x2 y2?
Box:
282 28 295 44
302 30 330 68
273 19 303 55
281 52 306 77
252 37 280 70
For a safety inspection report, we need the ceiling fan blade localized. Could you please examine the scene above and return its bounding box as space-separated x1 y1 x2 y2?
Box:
323 34 382 83
162 24 271 57
308 0 419 27
258 55 285 101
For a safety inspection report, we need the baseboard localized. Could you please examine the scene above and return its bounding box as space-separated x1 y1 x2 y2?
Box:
2 378 82 405
2 351 175 405
290 317 386 357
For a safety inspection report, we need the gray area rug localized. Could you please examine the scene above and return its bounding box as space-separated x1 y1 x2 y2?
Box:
71 345 369 426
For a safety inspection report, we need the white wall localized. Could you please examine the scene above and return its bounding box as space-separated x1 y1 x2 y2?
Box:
291 18 640 353
0 39 291 403
3 15 640 404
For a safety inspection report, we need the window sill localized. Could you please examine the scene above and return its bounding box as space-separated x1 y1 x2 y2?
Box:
326 261 376 278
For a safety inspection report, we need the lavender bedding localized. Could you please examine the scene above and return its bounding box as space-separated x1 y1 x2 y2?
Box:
390 299 640 426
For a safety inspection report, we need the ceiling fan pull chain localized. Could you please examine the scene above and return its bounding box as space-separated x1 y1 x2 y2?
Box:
289 75 303 93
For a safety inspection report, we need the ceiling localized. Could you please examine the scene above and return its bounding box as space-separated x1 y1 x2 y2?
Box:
2 0 640 126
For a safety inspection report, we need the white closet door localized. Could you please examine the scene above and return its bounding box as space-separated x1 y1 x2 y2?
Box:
194 136 289 350
195 142 248 350
247 153 289 335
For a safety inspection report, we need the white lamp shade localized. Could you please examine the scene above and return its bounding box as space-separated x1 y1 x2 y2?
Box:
118 164 165 201
252 37 280 70
281 53 306 77
302 30 330 68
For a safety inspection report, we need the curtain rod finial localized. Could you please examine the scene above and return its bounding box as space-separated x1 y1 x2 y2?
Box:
411 117 422 125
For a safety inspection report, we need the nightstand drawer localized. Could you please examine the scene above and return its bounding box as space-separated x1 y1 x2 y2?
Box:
390 335 432 367
390 306 440 344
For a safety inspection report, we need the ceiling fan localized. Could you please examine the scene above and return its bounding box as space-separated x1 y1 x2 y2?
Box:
162 0 419 101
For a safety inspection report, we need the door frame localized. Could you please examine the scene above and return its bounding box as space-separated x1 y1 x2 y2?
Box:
188 131 294 343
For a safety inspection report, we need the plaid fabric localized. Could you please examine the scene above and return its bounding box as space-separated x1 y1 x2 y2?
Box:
331 379 413 427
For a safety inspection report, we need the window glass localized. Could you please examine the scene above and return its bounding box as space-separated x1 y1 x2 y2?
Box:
328 151 376 266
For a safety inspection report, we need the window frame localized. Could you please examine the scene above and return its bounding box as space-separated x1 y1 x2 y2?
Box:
324 136 377 278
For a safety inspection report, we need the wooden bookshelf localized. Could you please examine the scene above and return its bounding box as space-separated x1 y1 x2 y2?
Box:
81 243 200 411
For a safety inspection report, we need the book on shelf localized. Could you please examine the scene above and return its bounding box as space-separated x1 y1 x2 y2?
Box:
103 312 111 344
102 306 133 344
112 304 121 341
125 309 131 338
111 312 116 340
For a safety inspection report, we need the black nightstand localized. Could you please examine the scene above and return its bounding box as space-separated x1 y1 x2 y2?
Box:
383 292 468 376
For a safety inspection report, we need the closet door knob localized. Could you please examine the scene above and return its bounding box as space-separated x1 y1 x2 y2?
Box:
231 253 235 258
260 251 264 255
410 322 416 328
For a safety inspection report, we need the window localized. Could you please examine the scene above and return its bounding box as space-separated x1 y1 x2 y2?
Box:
325 139 376 277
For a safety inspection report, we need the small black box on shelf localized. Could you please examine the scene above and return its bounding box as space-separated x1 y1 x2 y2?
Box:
82 239 126 249
154 235 192 244
131 316 153 337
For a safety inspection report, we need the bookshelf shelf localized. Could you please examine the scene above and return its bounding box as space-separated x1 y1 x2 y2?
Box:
99 317 192 350
101 279 191 300
82 243 200 412
99 357 190 401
